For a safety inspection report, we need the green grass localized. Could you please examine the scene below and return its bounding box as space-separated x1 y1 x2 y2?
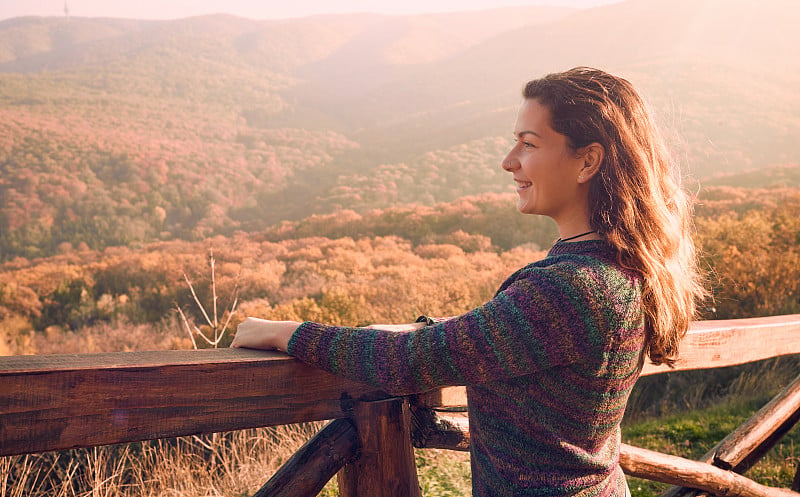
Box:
622 357 800 497
416 449 472 496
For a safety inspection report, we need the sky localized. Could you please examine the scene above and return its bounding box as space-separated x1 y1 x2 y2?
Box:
0 0 621 21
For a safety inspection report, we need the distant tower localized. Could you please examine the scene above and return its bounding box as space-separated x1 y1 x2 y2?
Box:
64 1 70 18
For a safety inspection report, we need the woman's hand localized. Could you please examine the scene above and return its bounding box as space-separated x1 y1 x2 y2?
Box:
363 322 426 332
231 318 300 352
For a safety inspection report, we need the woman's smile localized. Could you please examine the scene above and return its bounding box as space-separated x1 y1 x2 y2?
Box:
515 177 532 191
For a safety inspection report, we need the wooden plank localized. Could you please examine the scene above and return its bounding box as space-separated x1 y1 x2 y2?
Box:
413 387 468 410
659 374 800 497
620 443 800 497
0 349 389 457
642 315 800 377
714 373 800 472
337 398 421 497
3 314 800 458
411 408 470 452
254 418 359 497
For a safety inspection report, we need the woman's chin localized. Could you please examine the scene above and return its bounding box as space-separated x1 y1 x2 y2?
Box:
516 199 535 215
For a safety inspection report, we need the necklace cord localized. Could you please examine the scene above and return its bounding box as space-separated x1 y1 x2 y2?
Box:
557 230 596 243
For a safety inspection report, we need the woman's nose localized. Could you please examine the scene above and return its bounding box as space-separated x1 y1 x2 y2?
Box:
502 153 518 171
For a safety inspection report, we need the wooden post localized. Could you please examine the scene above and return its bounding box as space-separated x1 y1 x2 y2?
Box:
337 398 422 497
793 462 800 492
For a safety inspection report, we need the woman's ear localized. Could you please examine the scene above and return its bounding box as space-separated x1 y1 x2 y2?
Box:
577 143 604 184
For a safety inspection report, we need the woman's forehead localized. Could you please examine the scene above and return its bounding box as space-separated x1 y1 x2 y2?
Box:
514 99 553 135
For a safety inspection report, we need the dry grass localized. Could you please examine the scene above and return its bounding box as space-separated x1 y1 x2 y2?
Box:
0 424 471 497
27 316 192 356
0 424 329 497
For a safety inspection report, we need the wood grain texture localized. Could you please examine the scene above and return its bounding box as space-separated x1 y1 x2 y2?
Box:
714 373 800 471
337 398 421 497
641 315 800 377
659 374 800 497
620 443 800 497
254 418 358 497
0 348 388 456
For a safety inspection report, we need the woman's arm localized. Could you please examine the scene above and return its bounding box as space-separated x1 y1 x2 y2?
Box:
231 319 426 351
283 263 641 396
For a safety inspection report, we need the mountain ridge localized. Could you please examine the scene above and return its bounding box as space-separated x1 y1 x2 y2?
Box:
0 0 798 261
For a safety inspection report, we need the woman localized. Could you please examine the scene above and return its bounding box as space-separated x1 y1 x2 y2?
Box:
232 67 705 496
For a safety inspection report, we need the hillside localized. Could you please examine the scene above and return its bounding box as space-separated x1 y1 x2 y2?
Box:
1 0 799 260
1 187 798 353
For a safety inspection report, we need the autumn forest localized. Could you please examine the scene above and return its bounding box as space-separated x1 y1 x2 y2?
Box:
1 0 799 356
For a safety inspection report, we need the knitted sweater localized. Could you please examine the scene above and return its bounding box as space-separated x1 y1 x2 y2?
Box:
287 240 645 496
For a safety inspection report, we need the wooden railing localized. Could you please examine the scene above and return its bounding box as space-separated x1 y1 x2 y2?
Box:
2 314 800 496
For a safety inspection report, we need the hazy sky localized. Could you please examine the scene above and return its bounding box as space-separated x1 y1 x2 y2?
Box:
0 0 621 21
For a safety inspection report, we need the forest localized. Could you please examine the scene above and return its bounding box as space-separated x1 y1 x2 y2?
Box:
1 187 799 356
1 0 800 262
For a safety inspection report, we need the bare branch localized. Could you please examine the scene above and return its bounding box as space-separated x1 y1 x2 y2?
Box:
174 304 198 350
194 324 222 347
183 273 214 328
219 295 239 337
210 249 218 329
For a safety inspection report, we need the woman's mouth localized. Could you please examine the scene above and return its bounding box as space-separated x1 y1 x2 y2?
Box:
515 180 532 191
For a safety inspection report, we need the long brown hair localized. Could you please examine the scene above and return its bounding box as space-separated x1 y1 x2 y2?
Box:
524 67 705 366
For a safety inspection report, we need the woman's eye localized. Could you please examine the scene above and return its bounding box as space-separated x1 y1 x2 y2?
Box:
513 137 536 149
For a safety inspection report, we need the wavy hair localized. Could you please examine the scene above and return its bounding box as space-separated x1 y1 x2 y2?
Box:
524 67 705 366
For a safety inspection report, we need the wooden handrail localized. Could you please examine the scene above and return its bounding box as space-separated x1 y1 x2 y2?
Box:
1 314 800 496
641 314 800 376
0 348 389 457
2 315 799 455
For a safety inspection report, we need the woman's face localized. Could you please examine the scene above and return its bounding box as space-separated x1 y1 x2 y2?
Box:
502 99 587 223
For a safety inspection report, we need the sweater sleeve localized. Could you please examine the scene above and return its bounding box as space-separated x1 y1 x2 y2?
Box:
287 261 633 396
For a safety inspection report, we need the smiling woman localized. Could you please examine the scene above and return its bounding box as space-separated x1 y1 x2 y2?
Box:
232 67 706 497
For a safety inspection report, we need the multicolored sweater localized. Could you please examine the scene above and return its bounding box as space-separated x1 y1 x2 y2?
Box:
287 240 645 496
